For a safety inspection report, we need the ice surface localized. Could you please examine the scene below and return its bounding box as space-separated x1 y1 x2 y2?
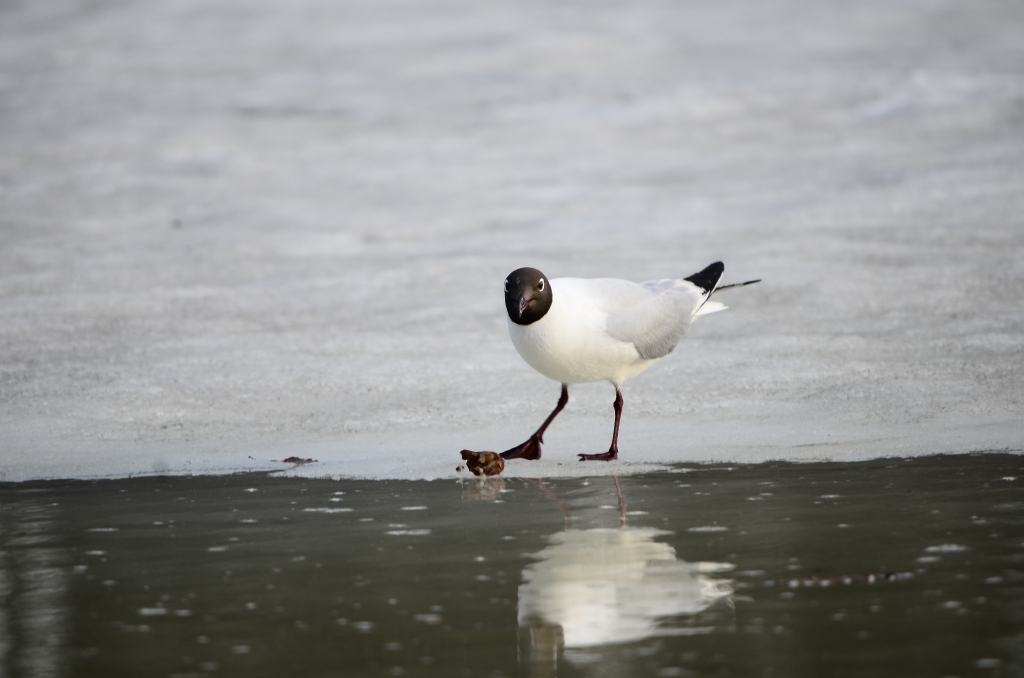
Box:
1 0 1022 481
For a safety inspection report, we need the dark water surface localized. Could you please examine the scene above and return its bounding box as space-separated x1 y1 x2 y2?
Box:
1 454 1022 677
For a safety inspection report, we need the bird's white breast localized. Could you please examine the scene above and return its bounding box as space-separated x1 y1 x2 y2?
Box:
507 278 656 386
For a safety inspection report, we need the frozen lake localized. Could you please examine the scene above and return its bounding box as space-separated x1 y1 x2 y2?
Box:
1 0 1023 480
1 454 1022 676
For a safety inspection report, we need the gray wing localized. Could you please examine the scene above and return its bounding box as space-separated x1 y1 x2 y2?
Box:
603 279 707 360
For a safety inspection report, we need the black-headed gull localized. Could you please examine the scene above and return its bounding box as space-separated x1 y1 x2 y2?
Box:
470 262 759 462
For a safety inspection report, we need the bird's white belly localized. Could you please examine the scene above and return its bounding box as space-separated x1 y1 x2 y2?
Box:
507 304 656 386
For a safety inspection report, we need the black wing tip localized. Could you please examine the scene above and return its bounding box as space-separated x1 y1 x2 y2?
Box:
716 278 765 288
683 262 725 294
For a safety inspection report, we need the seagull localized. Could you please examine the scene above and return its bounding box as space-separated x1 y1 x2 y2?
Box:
464 262 759 462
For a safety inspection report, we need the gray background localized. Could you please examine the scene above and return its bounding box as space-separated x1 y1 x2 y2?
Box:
2 0 1022 480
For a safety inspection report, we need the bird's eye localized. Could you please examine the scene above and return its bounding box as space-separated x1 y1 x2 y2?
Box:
538 279 545 291
504 279 510 292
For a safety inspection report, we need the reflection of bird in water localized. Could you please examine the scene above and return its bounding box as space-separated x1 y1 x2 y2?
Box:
516 478 733 673
520 528 733 648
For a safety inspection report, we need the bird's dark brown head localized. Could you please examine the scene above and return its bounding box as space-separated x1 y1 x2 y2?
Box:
504 267 552 326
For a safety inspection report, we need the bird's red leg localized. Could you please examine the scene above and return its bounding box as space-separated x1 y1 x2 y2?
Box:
579 387 622 462
500 384 569 460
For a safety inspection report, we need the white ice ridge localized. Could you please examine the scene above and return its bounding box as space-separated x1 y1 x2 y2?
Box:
3 418 1021 483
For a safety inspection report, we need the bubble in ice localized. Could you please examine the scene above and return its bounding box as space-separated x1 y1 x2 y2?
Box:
304 507 353 513
688 526 728 532
354 621 375 633
974 659 1001 669
924 544 968 553
138 607 168 616
401 506 427 511
414 613 442 625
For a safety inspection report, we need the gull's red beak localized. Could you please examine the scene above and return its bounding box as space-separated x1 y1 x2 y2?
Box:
517 296 530 319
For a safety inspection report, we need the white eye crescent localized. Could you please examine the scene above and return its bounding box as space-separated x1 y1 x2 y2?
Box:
538 279 545 292
504 279 510 292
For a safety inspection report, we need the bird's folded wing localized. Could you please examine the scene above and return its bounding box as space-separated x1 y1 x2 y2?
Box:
602 279 706 360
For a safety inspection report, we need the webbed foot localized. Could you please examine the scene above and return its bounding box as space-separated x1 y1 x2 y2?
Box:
578 450 618 462
500 436 543 460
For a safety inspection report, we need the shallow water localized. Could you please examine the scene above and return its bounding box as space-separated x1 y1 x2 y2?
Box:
1 453 1022 677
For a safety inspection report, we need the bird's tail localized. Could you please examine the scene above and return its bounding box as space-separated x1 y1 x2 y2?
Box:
693 301 728 318
686 264 760 320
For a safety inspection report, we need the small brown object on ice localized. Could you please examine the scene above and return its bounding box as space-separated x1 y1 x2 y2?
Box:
460 450 505 477
280 456 316 465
